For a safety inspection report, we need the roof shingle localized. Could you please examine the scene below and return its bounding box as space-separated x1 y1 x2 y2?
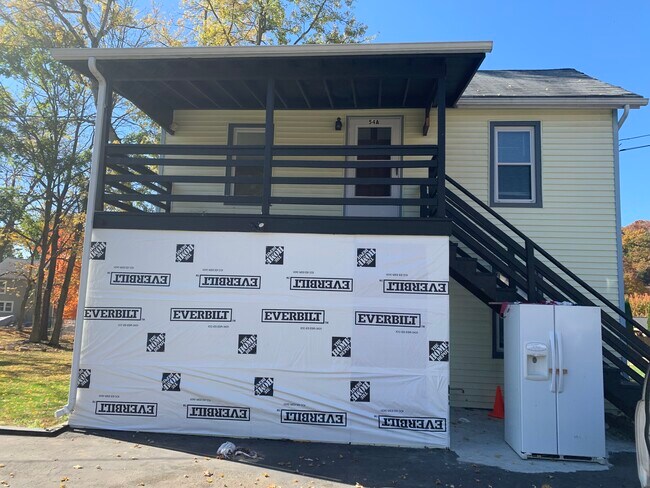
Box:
462 68 643 100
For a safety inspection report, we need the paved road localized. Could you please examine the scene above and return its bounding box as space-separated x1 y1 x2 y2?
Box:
0 429 640 488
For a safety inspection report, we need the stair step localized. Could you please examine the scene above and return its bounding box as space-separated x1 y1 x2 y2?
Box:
451 256 479 275
494 287 520 302
469 272 497 295
604 380 642 417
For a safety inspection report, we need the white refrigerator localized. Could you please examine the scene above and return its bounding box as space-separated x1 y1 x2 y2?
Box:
504 304 606 461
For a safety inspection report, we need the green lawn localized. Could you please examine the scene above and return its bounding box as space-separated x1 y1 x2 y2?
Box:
0 330 72 428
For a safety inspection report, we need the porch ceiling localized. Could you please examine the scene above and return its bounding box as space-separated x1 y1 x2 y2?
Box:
53 42 491 131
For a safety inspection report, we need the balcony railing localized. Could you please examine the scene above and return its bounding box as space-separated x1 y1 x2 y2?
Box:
100 143 442 220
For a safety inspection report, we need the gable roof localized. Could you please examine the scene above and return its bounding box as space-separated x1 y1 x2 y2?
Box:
0 258 29 280
459 69 647 108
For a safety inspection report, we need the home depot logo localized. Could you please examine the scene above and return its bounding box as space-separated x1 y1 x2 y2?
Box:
290 277 353 292
83 307 142 321
429 341 449 362
331 337 351 357
357 248 376 267
95 401 158 417
254 377 274 396
378 416 447 432
261 309 325 323
170 308 232 322
238 334 257 355
89 241 106 260
265 246 284 265
350 381 370 402
161 372 181 391
146 333 166 353
281 410 347 426
176 244 194 263
383 280 448 295
110 272 171 287
355 312 421 328
77 369 91 389
198 275 261 289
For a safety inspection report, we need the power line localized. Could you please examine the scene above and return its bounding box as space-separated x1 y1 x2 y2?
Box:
620 134 650 142
620 144 650 152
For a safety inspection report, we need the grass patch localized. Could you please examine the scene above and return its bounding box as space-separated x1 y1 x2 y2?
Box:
0 329 72 428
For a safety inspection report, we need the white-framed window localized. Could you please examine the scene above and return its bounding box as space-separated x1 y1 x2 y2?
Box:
490 122 542 207
228 125 265 198
0 301 13 313
0 280 6 293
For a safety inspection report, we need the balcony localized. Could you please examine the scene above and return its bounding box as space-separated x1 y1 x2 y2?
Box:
95 142 447 236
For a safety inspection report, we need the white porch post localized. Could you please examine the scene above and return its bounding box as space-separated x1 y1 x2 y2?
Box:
56 57 109 417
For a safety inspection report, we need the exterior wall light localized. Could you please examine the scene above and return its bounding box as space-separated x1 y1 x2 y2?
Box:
335 117 343 131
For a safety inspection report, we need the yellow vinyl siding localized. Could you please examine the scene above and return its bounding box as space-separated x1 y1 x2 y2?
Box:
166 107 618 409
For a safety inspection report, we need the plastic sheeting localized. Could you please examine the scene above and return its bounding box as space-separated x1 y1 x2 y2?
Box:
71 229 450 448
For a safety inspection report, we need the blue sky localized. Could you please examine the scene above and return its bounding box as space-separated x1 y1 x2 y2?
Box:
355 0 649 225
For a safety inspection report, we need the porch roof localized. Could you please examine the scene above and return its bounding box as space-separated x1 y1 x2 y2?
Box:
52 42 491 131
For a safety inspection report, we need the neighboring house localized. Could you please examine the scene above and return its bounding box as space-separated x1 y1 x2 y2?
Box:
0 257 34 325
52 42 649 442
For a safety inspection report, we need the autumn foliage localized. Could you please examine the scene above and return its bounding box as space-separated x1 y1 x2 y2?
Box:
49 222 82 320
623 220 650 295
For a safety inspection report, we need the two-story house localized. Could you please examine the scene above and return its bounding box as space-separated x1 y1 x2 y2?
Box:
51 42 648 448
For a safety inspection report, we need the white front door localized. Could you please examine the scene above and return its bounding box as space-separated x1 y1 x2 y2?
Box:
345 117 402 217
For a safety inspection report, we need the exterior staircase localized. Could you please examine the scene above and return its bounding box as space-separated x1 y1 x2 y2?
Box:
437 176 650 418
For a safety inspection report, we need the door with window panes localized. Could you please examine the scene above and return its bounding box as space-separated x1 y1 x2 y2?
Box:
230 126 265 200
345 117 402 217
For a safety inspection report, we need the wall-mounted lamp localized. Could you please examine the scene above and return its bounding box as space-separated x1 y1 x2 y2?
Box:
335 117 343 131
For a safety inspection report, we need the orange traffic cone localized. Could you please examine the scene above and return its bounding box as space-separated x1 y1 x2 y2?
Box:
488 386 504 419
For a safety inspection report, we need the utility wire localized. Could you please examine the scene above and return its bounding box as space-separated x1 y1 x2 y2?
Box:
620 134 650 142
620 144 650 152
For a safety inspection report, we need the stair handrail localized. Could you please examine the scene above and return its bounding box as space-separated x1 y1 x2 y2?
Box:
445 175 642 333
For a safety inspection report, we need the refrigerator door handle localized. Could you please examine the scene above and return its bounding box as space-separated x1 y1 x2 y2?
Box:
549 330 557 392
557 331 564 393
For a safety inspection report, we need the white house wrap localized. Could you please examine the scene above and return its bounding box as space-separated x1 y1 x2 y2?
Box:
70 229 450 448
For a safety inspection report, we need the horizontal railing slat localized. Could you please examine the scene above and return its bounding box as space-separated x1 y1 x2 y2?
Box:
105 144 437 157
105 194 437 207
105 174 435 186
104 194 261 204
271 177 434 185
269 197 437 206
272 160 435 169
107 156 435 169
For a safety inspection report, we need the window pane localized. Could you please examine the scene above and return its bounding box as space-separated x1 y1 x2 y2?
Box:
498 165 532 200
355 127 392 197
233 129 265 197
234 166 263 197
498 131 531 163
355 167 392 196
357 127 392 146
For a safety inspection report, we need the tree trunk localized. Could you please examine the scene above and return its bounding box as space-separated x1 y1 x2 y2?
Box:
29 186 53 343
49 222 82 347
17 251 37 332
39 214 61 342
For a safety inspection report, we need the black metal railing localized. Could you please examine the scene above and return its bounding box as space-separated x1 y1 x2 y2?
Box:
438 175 650 392
100 143 441 218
